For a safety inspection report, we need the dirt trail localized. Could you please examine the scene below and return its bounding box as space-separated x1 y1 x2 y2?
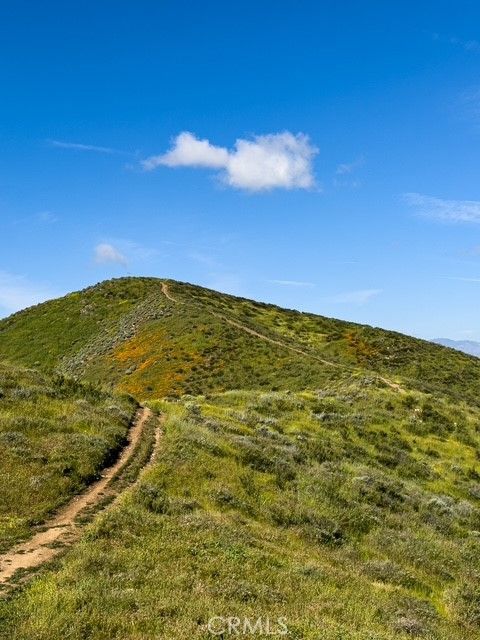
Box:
161 282 339 367
220 315 345 369
161 281 179 303
222 316 405 393
0 407 158 587
377 377 405 393
160 282 404 393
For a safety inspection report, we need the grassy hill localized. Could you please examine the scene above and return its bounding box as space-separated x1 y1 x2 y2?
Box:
1 277 479 405
1 277 480 638
0 362 137 552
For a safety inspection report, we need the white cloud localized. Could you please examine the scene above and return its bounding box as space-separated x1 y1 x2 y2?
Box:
144 132 229 169
49 139 120 154
326 289 382 305
93 240 157 267
94 243 128 267
142 131 318 192
404 192 480 223
269 279 315 288
0 271 58 316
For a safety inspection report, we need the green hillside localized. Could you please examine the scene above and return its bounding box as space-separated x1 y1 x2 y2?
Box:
1 277 479 406
2 383 480 638
0 362 137 551
1 277 480 638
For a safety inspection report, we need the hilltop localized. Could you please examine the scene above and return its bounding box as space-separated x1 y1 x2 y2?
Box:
1 277 479 406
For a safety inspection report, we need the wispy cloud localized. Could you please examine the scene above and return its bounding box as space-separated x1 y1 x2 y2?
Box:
334 156 364 189
268 279 315 288
118 239 158 262
334 177 362 189
36 211 58 224
11 211 59 227
142 131 318 192
403 193 480 223
94 243 128 267
0 271 59 315
188 251 220 268
336 156 364 175
458 87 480 125
48 139 123 154
446 276 480 283
326 288 382 305
433 33 480 52
93 239 158 268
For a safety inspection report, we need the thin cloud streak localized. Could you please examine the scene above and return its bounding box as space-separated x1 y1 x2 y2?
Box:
433 32 480 52
335 156 364 175
447 276 480 282
269 279 315 288
48 139 125 154
403 193 480 223
326 288 382 305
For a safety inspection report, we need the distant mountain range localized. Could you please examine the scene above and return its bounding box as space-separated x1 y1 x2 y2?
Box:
432 338 480 357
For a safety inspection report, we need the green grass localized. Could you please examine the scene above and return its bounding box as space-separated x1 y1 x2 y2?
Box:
0 362 137 551
2 382 479 639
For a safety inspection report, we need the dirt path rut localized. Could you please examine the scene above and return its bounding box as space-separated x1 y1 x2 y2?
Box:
161 281 179 303
0 407 157 587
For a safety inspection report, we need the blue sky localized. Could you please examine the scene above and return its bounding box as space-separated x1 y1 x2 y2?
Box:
1 1 480 340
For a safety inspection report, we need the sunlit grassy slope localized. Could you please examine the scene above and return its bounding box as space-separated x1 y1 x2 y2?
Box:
2 383 480 638
1 277 479 405
1 278 480 638
0 362 137 551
